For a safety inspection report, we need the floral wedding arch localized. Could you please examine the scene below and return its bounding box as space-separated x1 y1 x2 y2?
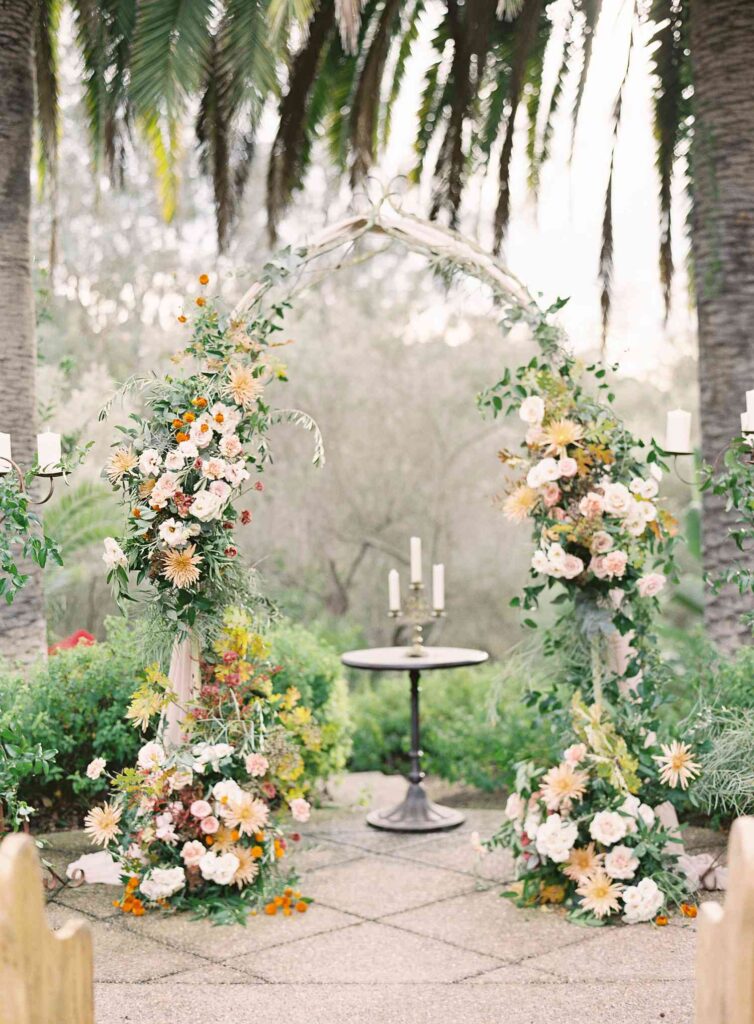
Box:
90 202 702 925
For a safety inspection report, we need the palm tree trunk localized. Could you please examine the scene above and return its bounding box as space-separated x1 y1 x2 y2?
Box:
690 0 754 653
0 0 48 664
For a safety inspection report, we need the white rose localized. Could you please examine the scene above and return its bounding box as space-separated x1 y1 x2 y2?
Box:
164 451 185 471
202 457 227 480
178 439 199 459
102 537 127 570
137 741 166 771
212 778 243 805
158 517 191 547
519 395 545 425
604 844 640 880
622 877 664 924
637 804 656 828
181 840 206 867
531 550 550 574
209 480 232 501
190 415 214 448
538 457 561 484
534 813 578 863
629 477 659 500
602 482 633 517
589 810 628 846
199 851 240 886
523 810 542 839
138 448 162 477
190 490 226 522
140 866 185 901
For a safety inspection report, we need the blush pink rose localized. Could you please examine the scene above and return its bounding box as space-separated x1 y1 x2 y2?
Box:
289 798 311 823
190 800 212 819
200 815 220 834
542 482 561 508
558 456 578 479
579 492 604 518
564 743 587 765
181 840 206 867
245 753 269 778
637 572 666 598
590 530 614 554
603 550 628 578
589 556 609 579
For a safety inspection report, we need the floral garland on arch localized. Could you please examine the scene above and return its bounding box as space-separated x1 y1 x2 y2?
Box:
85 609 317 923
87 278 324 922
478 340 703 925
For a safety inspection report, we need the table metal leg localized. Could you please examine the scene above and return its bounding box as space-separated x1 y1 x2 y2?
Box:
366 668 465 833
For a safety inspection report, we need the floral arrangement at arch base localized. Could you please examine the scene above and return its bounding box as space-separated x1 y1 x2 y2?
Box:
478 336 703 924
85 609 318 923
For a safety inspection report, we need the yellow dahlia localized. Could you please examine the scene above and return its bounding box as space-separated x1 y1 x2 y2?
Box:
576 870 623 919
654 741 701 790
226 364 264 408
231 845 260 888
221 792 270 836
563 843 602 883
542 419 583 453
106 447 138 482
162 544 202 589
502 485 539 523
541 763 588 811
84 801 122 847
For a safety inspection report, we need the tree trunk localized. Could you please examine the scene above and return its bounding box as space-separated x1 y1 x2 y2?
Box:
690 0 754 653
0 0 48 664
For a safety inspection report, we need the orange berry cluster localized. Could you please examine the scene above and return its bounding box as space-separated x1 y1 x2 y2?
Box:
113 876 146 916
680 903 698 919
264 887 308 917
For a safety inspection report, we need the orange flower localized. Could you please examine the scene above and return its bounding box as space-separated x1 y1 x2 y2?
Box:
205 835 214 846
251 845 263 859
172 418 184 429
196 297 206 307
296 901 308 913
254 831 265 842
175 431 189 443
132 508 141 518
681 903 698 919
183 411 196 423
274 840 284 859
284 887 293 897
192 396 208 408
177 315 187 324
199 273 209 285
264 903 277 916
655 914 669 927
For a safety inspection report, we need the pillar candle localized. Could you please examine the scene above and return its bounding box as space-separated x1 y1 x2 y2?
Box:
741 412 754 435
665 410 691 453
37 431 62 471
0 432 11 470
388 569 401 612
747 390 754 416
432 564 445 611
410 536 422 584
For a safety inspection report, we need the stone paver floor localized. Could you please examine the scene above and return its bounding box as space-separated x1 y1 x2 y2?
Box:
42 774 712 1024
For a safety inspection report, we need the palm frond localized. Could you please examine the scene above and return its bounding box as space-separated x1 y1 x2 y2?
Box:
266 0 337 239
270 409 326 466
140 112 181 221
648 0 688 318
493 0 545 252
349 0 403 184
34 0 61 188
569 0 603 158
381 0 424 149
43 481 121 559
335 0 364 53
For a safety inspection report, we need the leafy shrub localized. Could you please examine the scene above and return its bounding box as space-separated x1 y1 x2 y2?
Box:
348 657 551 792
266 621 352 782
0 616 147 817
0 725 57 830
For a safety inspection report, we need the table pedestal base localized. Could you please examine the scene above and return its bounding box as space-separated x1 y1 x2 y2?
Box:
366 781 465 833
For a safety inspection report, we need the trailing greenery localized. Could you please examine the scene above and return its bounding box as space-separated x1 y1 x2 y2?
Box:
348 656 551 792
0 724 57 831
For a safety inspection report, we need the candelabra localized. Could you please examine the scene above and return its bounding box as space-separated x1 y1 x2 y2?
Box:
0 431 64 524
389 580 445 657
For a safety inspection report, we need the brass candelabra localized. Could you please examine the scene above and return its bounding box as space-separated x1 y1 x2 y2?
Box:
389 581 445 657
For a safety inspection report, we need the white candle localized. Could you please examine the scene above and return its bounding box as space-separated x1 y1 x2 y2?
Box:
746 390 754 416
0 432 11 470
410 536 422 584
37 431 62 472
742 412 754 435
388 569 401 612
665 409 691 454
432 563 445 611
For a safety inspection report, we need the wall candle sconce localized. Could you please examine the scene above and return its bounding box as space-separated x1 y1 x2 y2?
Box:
0 431 64 522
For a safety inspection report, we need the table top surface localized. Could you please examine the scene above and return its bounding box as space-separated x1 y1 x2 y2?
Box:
341 646 489 672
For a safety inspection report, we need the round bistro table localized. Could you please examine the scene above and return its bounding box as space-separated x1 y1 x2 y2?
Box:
341 646 489 832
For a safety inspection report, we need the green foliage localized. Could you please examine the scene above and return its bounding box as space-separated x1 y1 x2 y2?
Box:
0 475 63 604
0 725 57 831
0 617 147 816
267 621 353 781
348 658 552 792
